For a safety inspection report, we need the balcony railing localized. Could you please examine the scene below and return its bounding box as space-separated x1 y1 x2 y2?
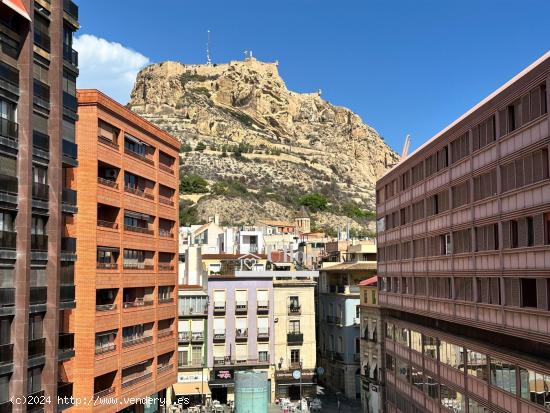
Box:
26 390 44 412
354 353 361 362
287 332 303 344
34 29 51 52
98 134 118 149
31 234 48 251
121 372 152 388
213 357 230 366
95 343 116 355
288 305 301 315
58 333 74 353
158 163 174 174
60 285 75 302
179 307 208 316
0 343 13 365
124 147 154 165
158 296 173 304
158 329 173 339
158 195 174 206
191 332 204 341
0 288 15 307
63 92 77 111
62 188 77 206
159 228 173 238
61 237 76 253
96 303 117 312
57 382 73 411
158 263 174 271
157 363 173 374
93 387 115 400
0 174 17 194
28 337 46 358
235 301 248 313
32 182 49 201
97 262 118 270
124 224 154 235
178 332 190 343
0 230 16 249
213 330 226 342
62 44 78 66
123 262 154 270
98 220 118 229
0 118 17 141
124 185 154 200
257 301 269 313
123 299 153 308
122 335 152 348
30 286 47 304
98 177 118 189
213 302 226 313
257 328 269 340
62 139 78 160
32 131 49 152
235 329 248 340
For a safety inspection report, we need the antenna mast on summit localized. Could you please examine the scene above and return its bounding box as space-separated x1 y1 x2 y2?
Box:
206 30 212 65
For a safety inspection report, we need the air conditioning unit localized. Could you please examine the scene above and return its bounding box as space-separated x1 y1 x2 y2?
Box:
105 169 117 178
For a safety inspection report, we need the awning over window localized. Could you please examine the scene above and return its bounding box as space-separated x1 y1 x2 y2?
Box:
172 382 210 396
2 0 30 21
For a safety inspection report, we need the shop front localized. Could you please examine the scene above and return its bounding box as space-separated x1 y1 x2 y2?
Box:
209 368 235 404
275 369 316 401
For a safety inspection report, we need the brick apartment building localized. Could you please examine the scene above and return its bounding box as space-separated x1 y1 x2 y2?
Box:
0 0 79 412
70 89 180 412
376 52 550 413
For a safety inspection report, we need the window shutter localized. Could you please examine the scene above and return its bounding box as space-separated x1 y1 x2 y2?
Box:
533 150 543 183
479 278 489 303
498 109 507 137
521 93 530 125
473 126 479 151
488 116 495 142
533 214 544 245
510 278 520 307
536 278 548 310
502 221 510 249
514 100 522 129
524 154 533 185
518 217 528 247
490 278 500 305
487 225 495 250
515 158 524 188
530 87 541 119
479 122 486 149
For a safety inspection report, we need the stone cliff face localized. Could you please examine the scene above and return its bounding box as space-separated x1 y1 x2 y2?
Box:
128 58 398 229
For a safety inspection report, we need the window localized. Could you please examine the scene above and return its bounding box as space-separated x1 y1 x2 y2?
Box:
400 241 412 260
451 132 470 163
473 169 497 201
519 368 550 409
440 384 465 412
290 349 300 364
503 215 545 248
453 229 471 254
0 374 9 403
412 200 425 221
289 320 300 333
473 115 496 151
424 374 439 399
423 336 437 359
400 206 411 225
501 148 549 193
401 170 411 191
520 278 549 310
452 181 470 208
410 331 422 353
469 398 491 413
191 345 202 365
411 162 424 184
385 353 395 372
411 366 423 391
427 190 449 216
396 358 410 382
413 239 425 258
477 278 501 305
499 83 547 136
476 224 498 252
27 367 42 394
289 296 300 311
490 358 517 395
385 323 394 340
428 277 452 299
455 277 473 301
28 314 43 340
414 277 426 296
466 350 488 381
439 340 463 370
395 327 409 347
124 134 148 157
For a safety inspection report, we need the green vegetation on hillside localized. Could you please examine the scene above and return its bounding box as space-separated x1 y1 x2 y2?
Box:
180 173 208 193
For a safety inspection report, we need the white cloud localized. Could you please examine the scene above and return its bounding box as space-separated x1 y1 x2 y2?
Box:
73 34 150 104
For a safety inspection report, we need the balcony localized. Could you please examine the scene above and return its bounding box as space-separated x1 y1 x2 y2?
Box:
58 333 75 360
213 302 226 314
121 372 152 389
62 44 78 67
0 231 16 250
0 401 12 413
95 343 116 355
235 301 247 314
257 301 269 314
61 237 76 253
124 147 154 165
32 182 49 201
63 92 77 112
30 287 47 305
287 332 303 344
288 305 301 315
62 139 78 165
178 331 190 343
98 134 119 149
123 262 153 271
123 298 153 308
61 188 77 213
0 175 17 196
158 296 174 304
159 228 173 238
235 329 248 341
122 335 152 348
97 262 118 270
33 131 49 154
98 219 118 229
124 224 153 235
191 332 204 342
63 0 78 19
158 195 174 206
158 163 174 174
28 337 46 359
27 390 44 412
213 330 226 342
326 315 342 325
0 60 18 93
60 285 75 303
0 118 17 141
98 177 118 189
179 307 208 316
96 303 117 312
157 363 173 375
0 343 13 365
93 387 115 400
0 288 14 307
158 263 174 271
329 285 345 294
213 357 230 366
257 328 269 341
124 185 154 200
158 329 173 339
57 382 73 411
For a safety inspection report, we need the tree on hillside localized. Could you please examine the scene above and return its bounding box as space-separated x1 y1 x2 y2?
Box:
299 193 328 212
195 142 207 152
180 174 208 194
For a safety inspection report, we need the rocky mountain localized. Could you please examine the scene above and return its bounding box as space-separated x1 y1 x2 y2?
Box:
128 58 398 233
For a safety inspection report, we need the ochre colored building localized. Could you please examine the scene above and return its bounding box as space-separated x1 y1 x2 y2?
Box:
69 89 180 412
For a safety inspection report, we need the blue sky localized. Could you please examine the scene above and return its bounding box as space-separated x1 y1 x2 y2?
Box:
76 0 550 153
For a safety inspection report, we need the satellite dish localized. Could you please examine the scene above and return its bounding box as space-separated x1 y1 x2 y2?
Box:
292 370 301 380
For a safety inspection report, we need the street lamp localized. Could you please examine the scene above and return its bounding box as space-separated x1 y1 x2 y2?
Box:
299 359 303 409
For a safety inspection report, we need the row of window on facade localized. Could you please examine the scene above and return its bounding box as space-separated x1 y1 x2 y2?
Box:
380 276 550 311
377 82 548 205
97 247 175 269
95 319 175 352
385 323 550 410
379 212 550 260
379 147 549 233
